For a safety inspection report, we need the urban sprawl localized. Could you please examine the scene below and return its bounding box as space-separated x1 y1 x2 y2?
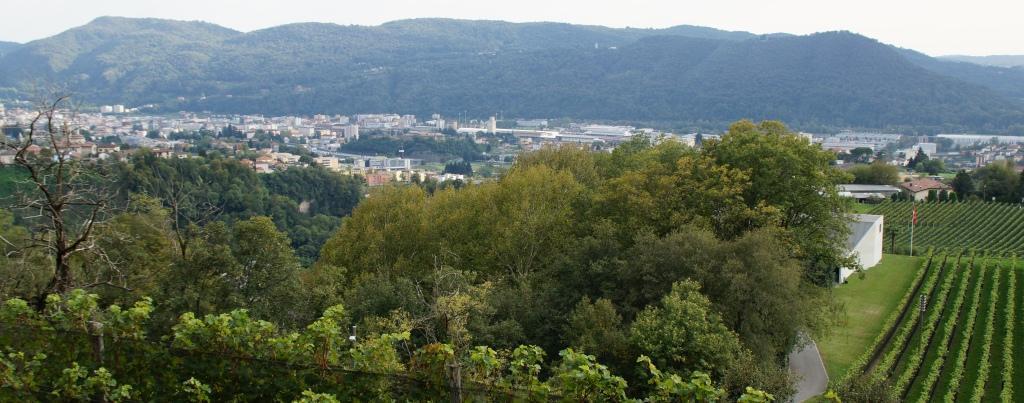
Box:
2 102 1023 186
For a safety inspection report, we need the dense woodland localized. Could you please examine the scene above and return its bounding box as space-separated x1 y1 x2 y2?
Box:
2 112 862 400
340 134 486 162
127 154 363 263
4 17 1024 132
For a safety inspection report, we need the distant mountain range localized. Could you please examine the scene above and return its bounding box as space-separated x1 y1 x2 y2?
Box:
0 41 19 57
940 55 1024 68
1 17 1024 133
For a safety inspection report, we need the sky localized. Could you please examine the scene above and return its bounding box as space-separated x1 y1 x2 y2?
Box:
2 0 1021 56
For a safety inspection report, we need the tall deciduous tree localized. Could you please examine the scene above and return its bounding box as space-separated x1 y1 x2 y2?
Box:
564 297 633 373
90 194 176 303
0 96 116 305
630 279 742 379
951 170 975 197
849 161 899 186
232 216 305 326
975 160 1019 202
705 120 854 285
848 147 874 164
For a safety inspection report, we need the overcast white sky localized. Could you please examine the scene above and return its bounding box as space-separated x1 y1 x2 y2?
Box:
2 0 1020 56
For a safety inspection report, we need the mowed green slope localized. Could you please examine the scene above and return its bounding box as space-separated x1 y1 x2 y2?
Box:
819 254 924 379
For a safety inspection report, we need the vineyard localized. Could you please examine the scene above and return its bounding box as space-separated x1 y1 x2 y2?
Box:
868 201 1024 256
836 250 1023 402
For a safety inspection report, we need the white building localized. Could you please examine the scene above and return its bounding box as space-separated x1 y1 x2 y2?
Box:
438 173 466 182
272 152 301 164
113 105 125 114
915 142 937 156
901 143 937 160
582 124 633 137
343 125 359 141
840 214 884 283
314 156 341 171
357 157 412 171
516 119 548 128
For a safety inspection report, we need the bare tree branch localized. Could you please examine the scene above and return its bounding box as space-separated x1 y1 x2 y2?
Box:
2 94 118 306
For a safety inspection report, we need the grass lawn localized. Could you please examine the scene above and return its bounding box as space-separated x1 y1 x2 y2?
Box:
818 254 924 379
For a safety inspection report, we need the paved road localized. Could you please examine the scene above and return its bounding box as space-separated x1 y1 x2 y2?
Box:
787 339 828 402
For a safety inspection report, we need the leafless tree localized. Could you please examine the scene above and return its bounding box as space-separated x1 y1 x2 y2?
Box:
0 95 117 305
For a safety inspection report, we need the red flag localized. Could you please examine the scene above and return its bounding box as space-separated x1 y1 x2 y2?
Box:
912 205 918 225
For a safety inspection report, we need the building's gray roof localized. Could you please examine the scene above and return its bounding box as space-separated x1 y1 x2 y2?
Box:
852 214 883 223
838 184 901 193
846 214 882 249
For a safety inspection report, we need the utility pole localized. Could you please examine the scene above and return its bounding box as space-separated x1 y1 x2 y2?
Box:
887 226 900 254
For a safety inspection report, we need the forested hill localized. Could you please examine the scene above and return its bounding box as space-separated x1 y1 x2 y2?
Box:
940 54 1024 68
898 48 1024 102
0 41 18 57
3 17 1024 132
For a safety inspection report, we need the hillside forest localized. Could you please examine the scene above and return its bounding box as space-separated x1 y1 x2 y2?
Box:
0 110 859 400
5 17 1024 133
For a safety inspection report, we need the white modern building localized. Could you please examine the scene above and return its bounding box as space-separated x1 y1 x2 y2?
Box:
357 157 413 171
342 124 359 141
582 124 633 137
840 214 884 283
516 119 548 128
900 142 937 161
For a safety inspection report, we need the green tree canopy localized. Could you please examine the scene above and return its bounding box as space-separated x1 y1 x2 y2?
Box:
705 120 854 285
974 160 1019 202
951 170 975 197
848 161 900 186
630 279 743 379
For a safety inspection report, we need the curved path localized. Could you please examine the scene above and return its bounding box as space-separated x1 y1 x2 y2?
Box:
787 339 828 402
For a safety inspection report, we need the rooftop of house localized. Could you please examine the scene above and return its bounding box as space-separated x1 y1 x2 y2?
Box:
899 178 951 193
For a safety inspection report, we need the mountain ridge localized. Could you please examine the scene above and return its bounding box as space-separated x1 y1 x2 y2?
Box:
0 41 18 57
940 54 1024 68
1 17 1023 133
